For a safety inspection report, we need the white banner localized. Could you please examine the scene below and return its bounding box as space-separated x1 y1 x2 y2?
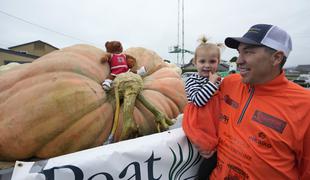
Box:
11 128 202 180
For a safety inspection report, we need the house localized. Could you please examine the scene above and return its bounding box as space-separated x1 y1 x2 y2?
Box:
295 65 310 74
0 40 58 66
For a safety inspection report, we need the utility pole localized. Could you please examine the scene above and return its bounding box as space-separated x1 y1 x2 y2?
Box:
181 0 184 65
168 0 187 66
177 0 180 65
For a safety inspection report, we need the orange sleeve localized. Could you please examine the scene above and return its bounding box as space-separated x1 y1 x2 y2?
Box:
182 94 221 152
300 123 310 179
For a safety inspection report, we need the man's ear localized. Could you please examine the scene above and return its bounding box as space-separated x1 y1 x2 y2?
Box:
272 51 285 66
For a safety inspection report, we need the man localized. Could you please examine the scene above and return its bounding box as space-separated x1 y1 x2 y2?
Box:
183 24 310 179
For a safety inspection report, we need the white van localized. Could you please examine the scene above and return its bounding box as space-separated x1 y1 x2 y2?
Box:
293 74 310 88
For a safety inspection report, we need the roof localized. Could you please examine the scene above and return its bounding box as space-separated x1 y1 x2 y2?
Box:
0 48 39 58
296 64 310 71
8 40 59 50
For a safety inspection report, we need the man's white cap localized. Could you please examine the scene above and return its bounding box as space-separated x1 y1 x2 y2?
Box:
225 24 292 57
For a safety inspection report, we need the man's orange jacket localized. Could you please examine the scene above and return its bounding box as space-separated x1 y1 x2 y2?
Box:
183 73 310 179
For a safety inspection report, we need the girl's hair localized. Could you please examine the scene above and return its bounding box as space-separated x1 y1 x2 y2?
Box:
194 35 225 63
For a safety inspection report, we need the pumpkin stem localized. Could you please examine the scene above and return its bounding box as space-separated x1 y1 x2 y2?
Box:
107 72 175 141
112 72 144 141
104 85 120 144
137 94 174 132
119 90 139 140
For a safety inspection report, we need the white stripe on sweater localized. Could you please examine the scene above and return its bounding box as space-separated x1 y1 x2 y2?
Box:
185 73 218 107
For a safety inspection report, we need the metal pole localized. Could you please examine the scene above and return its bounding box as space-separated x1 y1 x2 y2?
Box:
182 0 184 65
177 0 180 65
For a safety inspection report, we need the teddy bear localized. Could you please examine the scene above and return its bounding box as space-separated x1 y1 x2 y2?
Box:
101 41 146 91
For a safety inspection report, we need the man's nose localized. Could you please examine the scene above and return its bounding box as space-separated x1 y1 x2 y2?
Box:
236 55 244 65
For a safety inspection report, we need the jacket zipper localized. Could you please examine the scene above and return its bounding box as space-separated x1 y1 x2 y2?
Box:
237 86 255 124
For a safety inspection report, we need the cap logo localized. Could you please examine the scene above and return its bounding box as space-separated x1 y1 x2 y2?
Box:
248 27 261 34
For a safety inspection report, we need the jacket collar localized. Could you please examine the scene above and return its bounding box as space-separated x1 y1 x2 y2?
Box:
247 71 289 95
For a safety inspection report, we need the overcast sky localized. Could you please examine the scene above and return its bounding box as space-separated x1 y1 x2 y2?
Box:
0 0 309 67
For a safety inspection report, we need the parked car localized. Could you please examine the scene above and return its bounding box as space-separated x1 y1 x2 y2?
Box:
293 74 310 88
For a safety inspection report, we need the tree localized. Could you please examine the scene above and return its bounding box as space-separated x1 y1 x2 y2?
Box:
229 56 238 63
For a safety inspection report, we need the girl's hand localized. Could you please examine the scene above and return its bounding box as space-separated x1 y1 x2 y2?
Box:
208 71 221 84
193 144 215 158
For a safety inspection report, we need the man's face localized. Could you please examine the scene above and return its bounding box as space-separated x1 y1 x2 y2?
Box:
236 43 277 84
194 48 219 78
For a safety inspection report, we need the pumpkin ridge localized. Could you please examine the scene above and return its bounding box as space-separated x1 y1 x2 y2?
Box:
0 72 103 104
144 67 181 81
140 90 180 118
0 49 106 94
37 51 106 79
31 96 107 159
143 77 186 111
143 91 185 112
132 106 157 136
0 84 107 160
36 105 110 158
140 88 178 110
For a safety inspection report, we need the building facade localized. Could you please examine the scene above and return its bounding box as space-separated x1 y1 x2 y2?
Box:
0 40 58 66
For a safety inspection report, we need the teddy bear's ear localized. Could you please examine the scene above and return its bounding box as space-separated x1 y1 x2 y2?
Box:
114 41 123 52
105 41 110 49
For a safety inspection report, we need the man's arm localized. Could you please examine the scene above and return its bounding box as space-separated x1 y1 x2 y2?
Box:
300 123 310 179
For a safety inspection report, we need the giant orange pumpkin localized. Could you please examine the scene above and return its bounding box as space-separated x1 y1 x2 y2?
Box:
0 44 187 161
